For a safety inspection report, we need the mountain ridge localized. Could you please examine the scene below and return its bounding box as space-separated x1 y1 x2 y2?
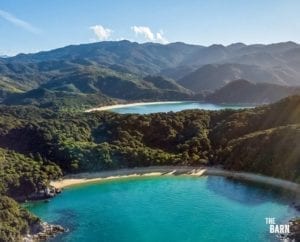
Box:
206 79 300 104
2 40 300 108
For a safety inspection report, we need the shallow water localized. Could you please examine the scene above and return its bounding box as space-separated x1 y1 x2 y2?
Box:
26 176 299 242
109 101 253 114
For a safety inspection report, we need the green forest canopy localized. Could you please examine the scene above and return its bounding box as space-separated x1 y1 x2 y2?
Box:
1 95 300 241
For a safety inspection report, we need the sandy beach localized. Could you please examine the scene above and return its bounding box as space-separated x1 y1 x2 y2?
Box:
85 101 184 112
51 166 300 193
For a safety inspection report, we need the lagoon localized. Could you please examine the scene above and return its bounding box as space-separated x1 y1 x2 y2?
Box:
26 176 299 242
88 101 253 114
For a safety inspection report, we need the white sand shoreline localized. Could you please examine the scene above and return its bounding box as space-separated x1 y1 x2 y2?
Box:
85 101 185 112
51 166 300 194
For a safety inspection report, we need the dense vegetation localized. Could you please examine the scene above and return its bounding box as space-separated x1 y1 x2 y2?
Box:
1 95 300 241
0 147 61 199
0 145 61 241
1 95 299 181
0 196 40 242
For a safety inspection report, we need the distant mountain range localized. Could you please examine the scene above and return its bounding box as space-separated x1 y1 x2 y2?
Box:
1 40 300 108
206 79 300 104
178 63 300 91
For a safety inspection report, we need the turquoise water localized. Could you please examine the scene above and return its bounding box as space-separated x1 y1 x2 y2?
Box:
26 176 299 242
110 102 253 114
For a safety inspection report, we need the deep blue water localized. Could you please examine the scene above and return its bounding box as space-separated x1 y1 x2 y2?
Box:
109 102 253 114
25 176 299 242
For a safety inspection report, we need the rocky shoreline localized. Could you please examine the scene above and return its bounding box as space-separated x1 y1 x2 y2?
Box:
23 222 66 242
21 186 66 241
17 186 62 203
277 218 300 241
289 218 300 241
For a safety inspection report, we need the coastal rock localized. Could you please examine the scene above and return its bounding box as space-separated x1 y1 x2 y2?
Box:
18 186 62 202
279 218 300 242
289 218 300 241
23 222 66 242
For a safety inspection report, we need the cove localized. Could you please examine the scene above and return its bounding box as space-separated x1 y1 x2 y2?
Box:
107 101 253 114
25 176 299 242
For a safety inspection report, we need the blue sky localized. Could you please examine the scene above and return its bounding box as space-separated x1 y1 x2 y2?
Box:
1 0 300 55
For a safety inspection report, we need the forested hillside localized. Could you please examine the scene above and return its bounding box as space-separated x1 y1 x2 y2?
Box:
1 96 300 241
0 147 62 241
1 96 299 181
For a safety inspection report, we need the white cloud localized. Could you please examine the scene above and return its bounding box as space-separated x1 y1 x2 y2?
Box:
131 26 169 44
0 9 40 34
90 25 112 41
131 26 154 41
156 31 168 44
